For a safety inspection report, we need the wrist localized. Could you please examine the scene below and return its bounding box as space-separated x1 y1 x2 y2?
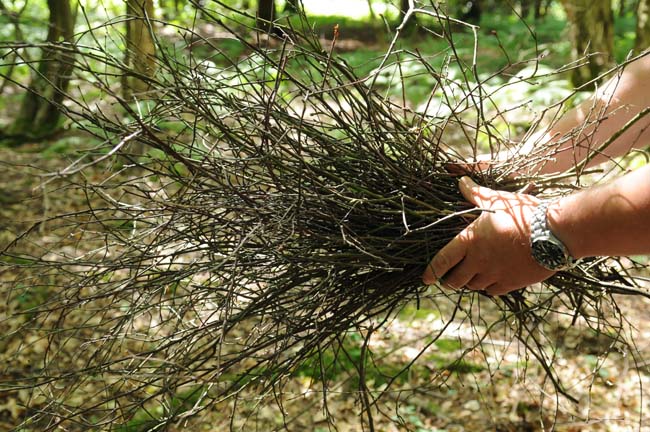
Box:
545 196 585 260
529 199 578 270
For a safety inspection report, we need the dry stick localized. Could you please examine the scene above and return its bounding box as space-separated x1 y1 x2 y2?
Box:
367 0 416 92
4 5 650 430
40 130 142 182
321 24 339 91
358 325 376 432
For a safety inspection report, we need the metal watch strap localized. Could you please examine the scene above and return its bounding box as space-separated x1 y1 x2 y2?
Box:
530 200 552 239
530 199 576 271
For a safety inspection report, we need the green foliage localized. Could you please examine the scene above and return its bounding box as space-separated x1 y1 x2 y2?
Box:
613 13 637 61
11 283 52 313
41 135 87 158
288 13 384 40
294 333 365 383
434 338 462 353
187 37 248 66
399 303 441 321
114 385 208 432
293 330 483 391
393 403 449 432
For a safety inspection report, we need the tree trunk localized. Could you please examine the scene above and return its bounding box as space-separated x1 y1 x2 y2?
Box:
560 0 614 88
533 0 543 19
398 0 416 30
122 0 156 99
0 0 27 95
399 0 409 17
520 0 531 18
636 0 650 52
619 0 629 17
257 0 276 32
6 0 75 141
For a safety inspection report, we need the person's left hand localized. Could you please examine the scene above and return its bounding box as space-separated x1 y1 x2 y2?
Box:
422 176 555 296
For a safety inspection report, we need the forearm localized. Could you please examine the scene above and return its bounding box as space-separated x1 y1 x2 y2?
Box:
548 165 650 258
532 54 650 174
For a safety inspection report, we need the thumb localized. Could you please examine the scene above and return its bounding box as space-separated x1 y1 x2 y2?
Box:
459 176 496 208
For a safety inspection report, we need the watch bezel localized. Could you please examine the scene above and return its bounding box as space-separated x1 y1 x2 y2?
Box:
530 233 573 271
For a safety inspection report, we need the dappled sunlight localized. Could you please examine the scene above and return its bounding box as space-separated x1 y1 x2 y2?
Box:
1 1 650 431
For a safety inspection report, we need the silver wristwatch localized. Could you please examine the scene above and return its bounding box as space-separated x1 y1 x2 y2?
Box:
529 200 576 271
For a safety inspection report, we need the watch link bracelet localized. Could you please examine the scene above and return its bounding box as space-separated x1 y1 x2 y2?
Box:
529 200 576 271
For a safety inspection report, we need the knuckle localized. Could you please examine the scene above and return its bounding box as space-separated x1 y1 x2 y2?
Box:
432 254 449 275
442 278 457 289
443 272 466 290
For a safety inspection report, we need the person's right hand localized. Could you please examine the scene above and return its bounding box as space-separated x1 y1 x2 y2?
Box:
422 177 555 296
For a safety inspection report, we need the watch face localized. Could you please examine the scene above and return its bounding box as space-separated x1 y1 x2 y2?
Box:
531 237 569 271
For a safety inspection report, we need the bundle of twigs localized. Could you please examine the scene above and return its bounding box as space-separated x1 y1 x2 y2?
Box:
1 2 649 430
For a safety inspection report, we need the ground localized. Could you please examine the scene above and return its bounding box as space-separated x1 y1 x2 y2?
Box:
0 2 649 429
1 145 650 431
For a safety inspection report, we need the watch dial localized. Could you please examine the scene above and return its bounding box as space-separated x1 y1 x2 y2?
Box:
531 240 567 271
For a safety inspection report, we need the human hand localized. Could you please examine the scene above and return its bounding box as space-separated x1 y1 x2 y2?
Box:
444 159 494 177
422 177 555 296
445 158 537 194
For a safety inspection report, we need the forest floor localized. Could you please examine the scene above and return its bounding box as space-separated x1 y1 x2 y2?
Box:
2 144 650 432
1 4 649 429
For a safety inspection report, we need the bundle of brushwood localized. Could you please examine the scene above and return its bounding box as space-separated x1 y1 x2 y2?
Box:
1 2 649 430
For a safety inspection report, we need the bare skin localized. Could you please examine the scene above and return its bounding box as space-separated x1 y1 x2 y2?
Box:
422 54 650 296
422 176 552 296
422 167 650 296
534 53 650 174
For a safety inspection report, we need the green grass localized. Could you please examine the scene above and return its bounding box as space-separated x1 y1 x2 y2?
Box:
398 303 441 321
293 330 484 391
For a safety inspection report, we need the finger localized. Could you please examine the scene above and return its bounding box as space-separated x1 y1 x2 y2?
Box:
485 283 518 296
518 182 538 195
444 162 474 177
440 263 475 290
466 273 496 291
444 161 491 177
422 232 469 285
459 176 497 208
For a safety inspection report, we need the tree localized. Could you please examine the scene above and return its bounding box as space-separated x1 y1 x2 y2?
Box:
636 0 650 52
560 0 614 87
519 0 544 19
534 0 548 19
619 0 631 17
0 0 28 95
520 0 531 18
122 0 156 99
257 0 276 33
398 0 417 31
4 0 76 142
